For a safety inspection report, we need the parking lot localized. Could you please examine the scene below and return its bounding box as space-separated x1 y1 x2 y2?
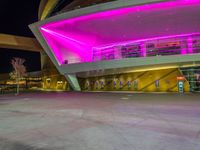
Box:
0 92 200 150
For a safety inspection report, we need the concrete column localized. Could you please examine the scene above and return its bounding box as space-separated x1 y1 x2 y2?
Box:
65 74 81 91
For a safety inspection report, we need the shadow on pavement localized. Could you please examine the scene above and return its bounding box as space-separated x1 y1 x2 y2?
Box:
0 138 58 150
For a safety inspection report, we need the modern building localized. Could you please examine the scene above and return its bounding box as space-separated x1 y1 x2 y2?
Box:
30 0 200 92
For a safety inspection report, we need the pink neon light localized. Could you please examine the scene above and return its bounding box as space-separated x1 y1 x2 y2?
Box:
187 37 193 53
141 43 146 57
43 0 200 28
40 0 200 65
93 33 200 50
181 47 187 55
41 28 88 46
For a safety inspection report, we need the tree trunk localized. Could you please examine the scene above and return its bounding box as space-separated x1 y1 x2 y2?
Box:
16 75 19 95
17 81 19 95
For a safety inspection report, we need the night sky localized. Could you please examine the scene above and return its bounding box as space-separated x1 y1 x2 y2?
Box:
0 0 41 73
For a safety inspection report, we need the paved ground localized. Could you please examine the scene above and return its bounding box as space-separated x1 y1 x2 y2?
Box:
0 92 200 150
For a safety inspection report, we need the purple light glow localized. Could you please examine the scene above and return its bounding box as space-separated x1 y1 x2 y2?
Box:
41 28 88 46
141 43 146 57
40 0 200 65
181 47 187 55
187 37 193 53
93 33 200 50
93 33 200 62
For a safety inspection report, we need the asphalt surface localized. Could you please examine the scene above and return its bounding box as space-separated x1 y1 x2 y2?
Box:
0 92 200 150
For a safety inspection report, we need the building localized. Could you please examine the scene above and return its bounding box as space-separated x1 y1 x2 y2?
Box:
30 0 200 92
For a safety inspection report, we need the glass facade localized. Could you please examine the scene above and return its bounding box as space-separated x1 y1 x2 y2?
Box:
78 68 191 92
181 67 200 92
93 33 200 62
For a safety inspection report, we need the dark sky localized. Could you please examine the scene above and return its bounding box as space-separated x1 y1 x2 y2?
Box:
0 0 41 73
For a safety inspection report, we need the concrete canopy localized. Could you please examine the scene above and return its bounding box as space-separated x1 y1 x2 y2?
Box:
30 0 200 91
38 0 200 65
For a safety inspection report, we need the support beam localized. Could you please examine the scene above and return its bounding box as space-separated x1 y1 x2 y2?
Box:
64 74 81 91
0 34 42 52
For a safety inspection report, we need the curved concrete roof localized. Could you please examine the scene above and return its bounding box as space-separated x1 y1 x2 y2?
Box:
38 0 59 20
42 0 200 47
30 0 200 66
30 0 200 91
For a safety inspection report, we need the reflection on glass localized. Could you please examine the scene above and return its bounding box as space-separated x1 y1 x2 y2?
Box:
155 80 159 89
127 81 131 88
120 81 123 88
134 80 138 89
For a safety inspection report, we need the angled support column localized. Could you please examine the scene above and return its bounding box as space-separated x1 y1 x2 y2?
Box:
65 74 81 91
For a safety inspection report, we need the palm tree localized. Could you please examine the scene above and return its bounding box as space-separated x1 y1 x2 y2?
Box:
10 57 27 95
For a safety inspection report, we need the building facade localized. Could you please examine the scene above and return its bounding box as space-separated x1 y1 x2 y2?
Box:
30 0 200 92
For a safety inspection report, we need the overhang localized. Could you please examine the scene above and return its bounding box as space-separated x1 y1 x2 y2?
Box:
30 0 200 66
29 0 200 91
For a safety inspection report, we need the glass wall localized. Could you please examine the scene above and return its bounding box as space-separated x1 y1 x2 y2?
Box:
181 67 200 92
92 33 200 62
78 68 191 92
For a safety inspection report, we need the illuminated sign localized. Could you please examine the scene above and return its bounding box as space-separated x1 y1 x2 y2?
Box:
177 76 185 80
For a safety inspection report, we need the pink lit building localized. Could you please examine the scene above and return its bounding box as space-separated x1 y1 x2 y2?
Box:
30 0 200 92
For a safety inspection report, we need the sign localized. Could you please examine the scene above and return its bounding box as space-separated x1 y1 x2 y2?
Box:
177 76 185 80
178 81 184 93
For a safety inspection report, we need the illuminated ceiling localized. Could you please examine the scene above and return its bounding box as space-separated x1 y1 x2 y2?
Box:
40 0 200 65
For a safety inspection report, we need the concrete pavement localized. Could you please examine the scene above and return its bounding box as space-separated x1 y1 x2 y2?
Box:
0 92 200 150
